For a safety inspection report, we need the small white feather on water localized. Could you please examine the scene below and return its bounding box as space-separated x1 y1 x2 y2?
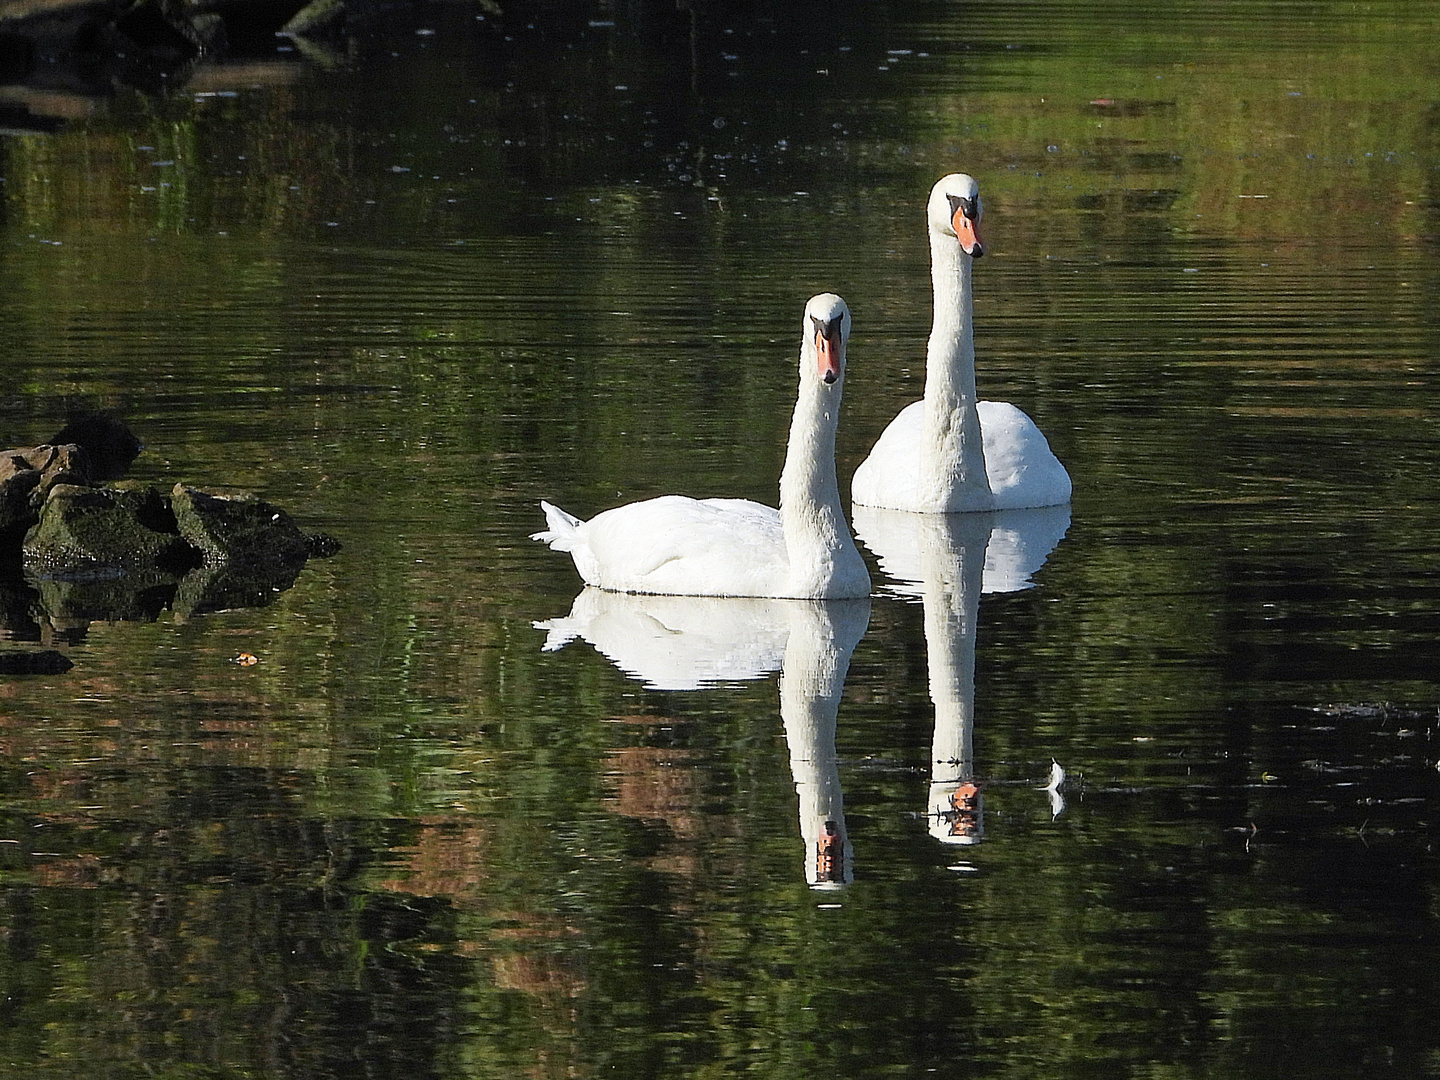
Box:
1043 759 1065 819
1044 759 1065 792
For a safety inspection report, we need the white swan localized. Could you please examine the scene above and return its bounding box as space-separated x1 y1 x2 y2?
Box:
533 293 871 599
851 173 1071 512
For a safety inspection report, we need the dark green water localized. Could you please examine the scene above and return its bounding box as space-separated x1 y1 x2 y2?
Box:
2 0 1438 1076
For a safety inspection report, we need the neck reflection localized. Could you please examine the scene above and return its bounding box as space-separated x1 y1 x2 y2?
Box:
852 504 1070 843
536 590 870 888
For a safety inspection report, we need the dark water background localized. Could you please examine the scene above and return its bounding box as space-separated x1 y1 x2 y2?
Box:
2 0 1439 1076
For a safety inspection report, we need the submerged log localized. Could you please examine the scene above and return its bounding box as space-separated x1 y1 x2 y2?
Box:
276 0 342 37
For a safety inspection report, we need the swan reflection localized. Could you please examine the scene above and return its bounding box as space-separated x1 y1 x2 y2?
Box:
536 590 870 887
852 504 1069 842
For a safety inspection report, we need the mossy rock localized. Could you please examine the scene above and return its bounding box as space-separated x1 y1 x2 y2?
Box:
21 483 199 579
1 443 91 537
171 483 313 574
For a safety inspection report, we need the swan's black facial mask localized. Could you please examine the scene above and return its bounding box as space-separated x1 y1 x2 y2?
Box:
948 194 978 221
945 193 986 258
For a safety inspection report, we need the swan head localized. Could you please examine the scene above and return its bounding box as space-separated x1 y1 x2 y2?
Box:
928 173 985 258
803 292 851 387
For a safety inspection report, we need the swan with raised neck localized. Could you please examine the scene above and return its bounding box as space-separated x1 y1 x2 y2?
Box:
852 173 1071 512
533 293 871 599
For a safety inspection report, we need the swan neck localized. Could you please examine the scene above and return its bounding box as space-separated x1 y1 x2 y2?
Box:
918 231 991 510
779 374 847 571
926 233 978 408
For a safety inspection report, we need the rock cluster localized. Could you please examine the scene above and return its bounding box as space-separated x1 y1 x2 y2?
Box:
1 415 340 673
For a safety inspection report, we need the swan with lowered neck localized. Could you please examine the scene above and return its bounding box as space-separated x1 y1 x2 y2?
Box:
532 293 871 599
851 173 1071 513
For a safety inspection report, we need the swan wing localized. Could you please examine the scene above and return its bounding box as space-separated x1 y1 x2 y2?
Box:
976 401 1072 509
851 400 925 509
579 494 788 596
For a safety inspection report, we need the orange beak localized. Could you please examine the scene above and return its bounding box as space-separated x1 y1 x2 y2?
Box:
952 205 985 258
814 322 842 384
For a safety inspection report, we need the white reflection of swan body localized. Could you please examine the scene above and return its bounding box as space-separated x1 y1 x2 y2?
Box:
532 294 869 599
535 591 870 886
536 589 791 690
851 174 1071 513
852 504 1070 599
851 505 1069 841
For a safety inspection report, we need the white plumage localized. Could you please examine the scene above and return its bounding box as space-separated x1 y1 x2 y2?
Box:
852 173 1071 513
533 293 871 599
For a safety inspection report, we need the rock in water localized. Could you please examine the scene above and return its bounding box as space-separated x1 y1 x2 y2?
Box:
1 444 92 540
21 483 198 578
170 484 314 574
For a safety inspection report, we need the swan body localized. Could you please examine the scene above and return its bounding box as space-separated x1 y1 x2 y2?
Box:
533 293 871 599
857 400 1072 512
851 173 1071 513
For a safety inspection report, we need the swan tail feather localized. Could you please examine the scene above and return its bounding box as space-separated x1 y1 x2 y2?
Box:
531 500 585 551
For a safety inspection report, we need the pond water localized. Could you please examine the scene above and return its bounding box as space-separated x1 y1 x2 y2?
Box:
2 0 1439 1076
